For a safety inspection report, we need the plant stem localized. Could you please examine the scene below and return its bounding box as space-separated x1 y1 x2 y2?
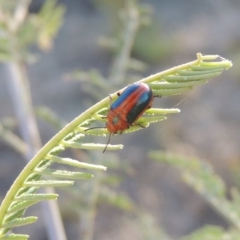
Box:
108 0 140 85
80 153 102 240
1 0 68 236
0 122 28 156
4 62 67 240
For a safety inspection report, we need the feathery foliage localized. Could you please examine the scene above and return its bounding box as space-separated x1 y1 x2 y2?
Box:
0 1 233 239
0 0 65 62
0 53 232 239
150 151 240 240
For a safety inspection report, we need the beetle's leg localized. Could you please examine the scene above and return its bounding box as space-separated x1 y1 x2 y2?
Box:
108 94 113 105
135 123 145 129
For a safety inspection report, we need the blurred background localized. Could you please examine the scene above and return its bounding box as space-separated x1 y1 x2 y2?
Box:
0 0 239 239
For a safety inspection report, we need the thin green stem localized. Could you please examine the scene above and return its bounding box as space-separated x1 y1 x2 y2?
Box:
80 153 102 240
0 123 28 156
2 8 67 237
140 54 231 84
108 0 140 85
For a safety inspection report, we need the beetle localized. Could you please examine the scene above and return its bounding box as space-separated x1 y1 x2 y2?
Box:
103 82 154 152
106 82 153 133
85 82 156 152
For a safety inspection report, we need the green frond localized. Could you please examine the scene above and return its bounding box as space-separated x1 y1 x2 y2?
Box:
182 225 240 240
61 141 123 151
77 127 108 136
163 71 221 81
128 58 148 71
46 155 107 170
0 122 27 156
138 116 167 124
178 68 222 75
150 80 208 89
0 0 65 62
8 202 38 214
92 114 107 122
153 87 192 96
63 133 85 142
23 180 74 187
37 0 65 50
150 152 240 231
35 106 65 129
14 194 58 202
96 108 109 115
36 159 52 169
3 210 25 224
99 187 135 211
182 225 224 240
16 188 38 197
49 145 65 155
145 108 180 115
25 173 41 182
124 123 150 132
2 217 37 229
0 54 232 238
0 234 29 240
79 118 96 127
34 169 93 180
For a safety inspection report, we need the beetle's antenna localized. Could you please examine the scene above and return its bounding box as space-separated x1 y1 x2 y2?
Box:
84 126 105 132
103 133 112 153
109 94 113 105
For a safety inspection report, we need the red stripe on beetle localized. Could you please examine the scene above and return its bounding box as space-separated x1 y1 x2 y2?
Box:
85 82 157 153
104 83 153 151
116 86 149 117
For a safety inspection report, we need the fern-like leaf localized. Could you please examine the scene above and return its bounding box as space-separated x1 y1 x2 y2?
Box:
150 152 240 231
0 54 232 238
182 225 240 240
2 217 37 229
0 234 29 240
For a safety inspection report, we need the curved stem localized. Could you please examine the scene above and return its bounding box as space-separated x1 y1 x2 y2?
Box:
108 0 140 85
0 53 232 235
0 83 111 233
